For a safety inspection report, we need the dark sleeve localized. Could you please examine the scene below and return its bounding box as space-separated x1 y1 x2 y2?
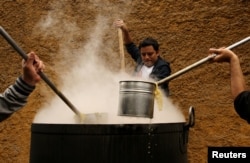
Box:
152 64 171 81
158 65 171 96
234 91 250 123
125 43 141 62
151 63 171 96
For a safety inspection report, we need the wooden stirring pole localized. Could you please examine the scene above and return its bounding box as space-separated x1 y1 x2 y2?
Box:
0 26 83 121
118 28 125 72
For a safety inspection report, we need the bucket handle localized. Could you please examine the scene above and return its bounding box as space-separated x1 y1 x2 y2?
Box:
186 106 195 128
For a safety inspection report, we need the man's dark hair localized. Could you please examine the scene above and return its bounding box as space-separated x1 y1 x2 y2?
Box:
139 37 159 51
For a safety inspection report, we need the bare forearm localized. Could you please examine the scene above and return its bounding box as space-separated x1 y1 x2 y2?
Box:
230 56 246 99
114 19 133 44
121 28 133 44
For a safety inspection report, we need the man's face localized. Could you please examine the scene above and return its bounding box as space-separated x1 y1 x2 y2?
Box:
140 45 159 67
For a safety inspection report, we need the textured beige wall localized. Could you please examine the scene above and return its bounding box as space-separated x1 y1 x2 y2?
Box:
0 0 249 162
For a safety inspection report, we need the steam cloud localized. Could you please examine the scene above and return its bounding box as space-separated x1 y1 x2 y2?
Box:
33 0 185 124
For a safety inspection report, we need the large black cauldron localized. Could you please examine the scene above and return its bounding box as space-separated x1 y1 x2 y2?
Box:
29 108 194 163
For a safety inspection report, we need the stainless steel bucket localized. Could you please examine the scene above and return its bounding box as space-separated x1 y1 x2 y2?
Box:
118 81 156 118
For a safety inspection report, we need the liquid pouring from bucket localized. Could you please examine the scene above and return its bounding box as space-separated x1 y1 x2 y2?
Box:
0 26 90 123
